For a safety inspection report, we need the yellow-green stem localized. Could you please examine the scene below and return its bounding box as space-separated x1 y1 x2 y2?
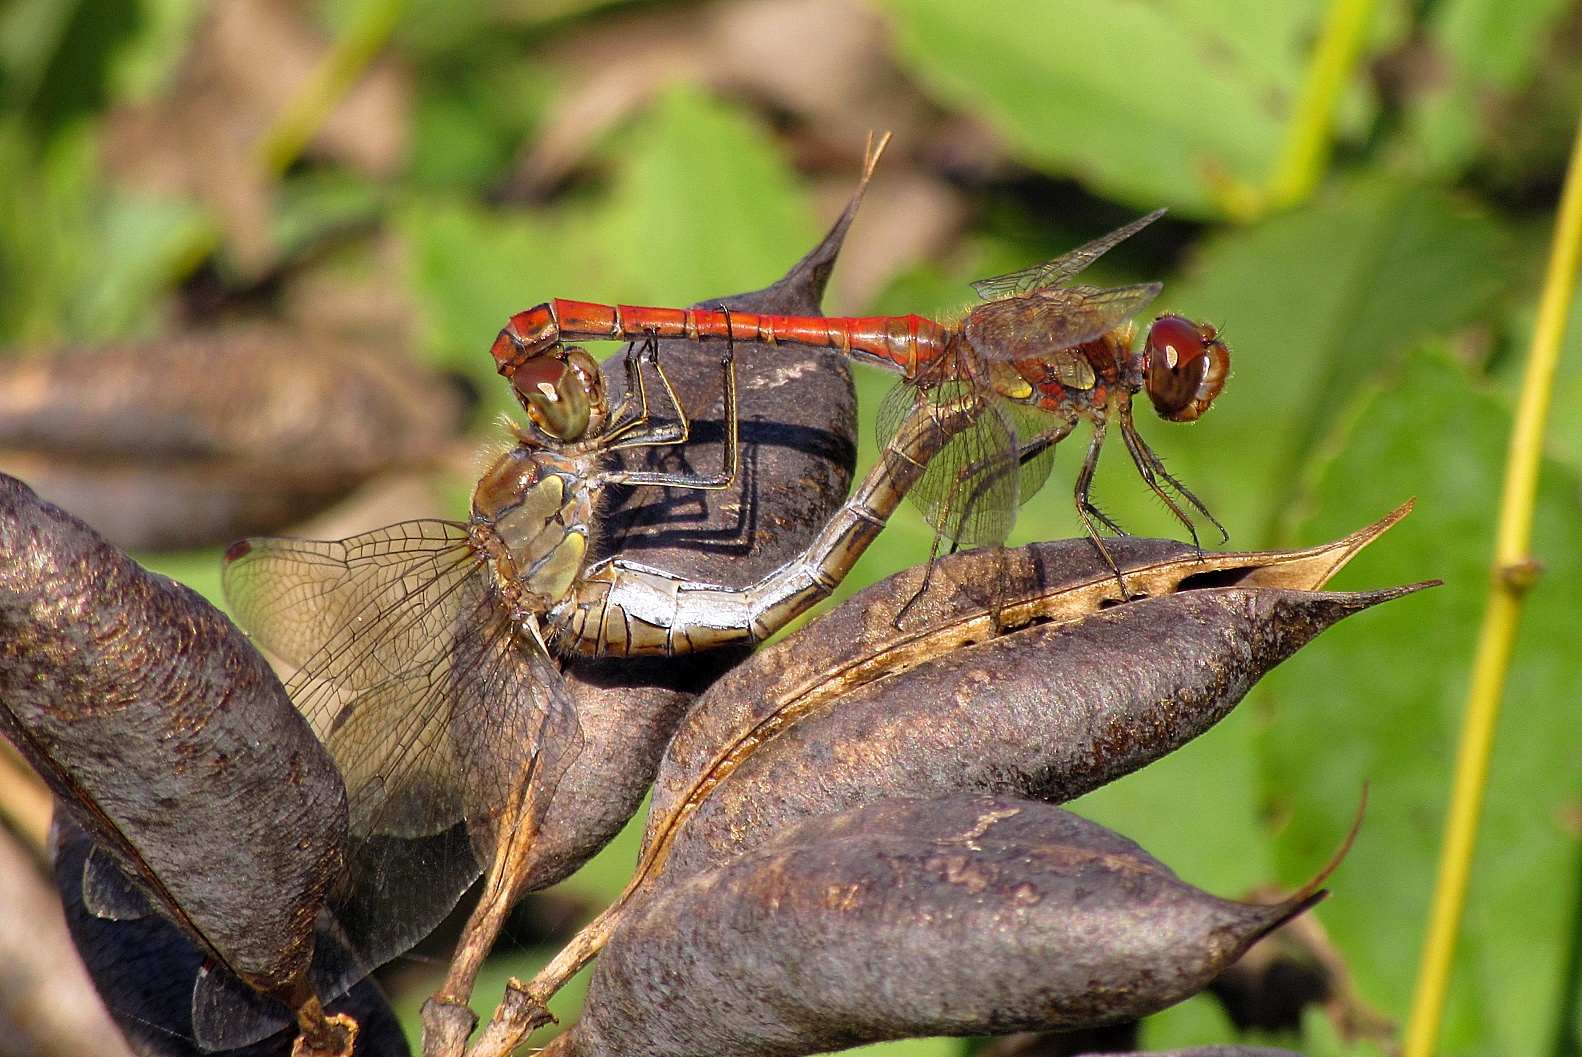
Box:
250 0 408 177
1400 108 1582 1057
1264 0 1378 213
164 0 407 283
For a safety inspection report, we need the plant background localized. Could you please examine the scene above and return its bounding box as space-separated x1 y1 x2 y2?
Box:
3 0 1582 1055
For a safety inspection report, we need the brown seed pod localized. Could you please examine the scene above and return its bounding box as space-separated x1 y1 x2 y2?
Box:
565 795 1330 1057
0 474 348 1044
647 514 1428 881
485 512 1424 1051
0 332 468 551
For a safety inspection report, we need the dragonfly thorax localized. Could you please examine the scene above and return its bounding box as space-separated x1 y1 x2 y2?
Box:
471 446 593 613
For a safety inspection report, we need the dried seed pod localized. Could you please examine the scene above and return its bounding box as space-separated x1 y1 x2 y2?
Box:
567 795 1327 1057
0 475 348 1039
648 518 1427 880
494 514 1421 1043
52 816 409 1057
0 332 468 550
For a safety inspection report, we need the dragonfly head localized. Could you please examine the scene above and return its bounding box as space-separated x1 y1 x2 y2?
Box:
1141 315 1229 423
510 345 607 441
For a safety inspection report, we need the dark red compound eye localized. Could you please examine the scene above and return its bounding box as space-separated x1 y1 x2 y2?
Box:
511 355 568 405
512 353 593 440
1144 314 1228 423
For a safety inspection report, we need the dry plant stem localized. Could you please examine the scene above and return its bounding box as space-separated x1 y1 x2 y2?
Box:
0 737 51 853
291 1004 358 1057
459 505 1413 1057
424 768 553 1057
167 0 407 281
1400 108 1582 1057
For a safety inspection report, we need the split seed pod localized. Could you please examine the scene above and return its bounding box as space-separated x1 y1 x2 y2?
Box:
0 475 349 1047
647 510 1428 881
567 795 1331 1057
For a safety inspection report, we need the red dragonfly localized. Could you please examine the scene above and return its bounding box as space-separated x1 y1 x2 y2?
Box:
489 210 1230 562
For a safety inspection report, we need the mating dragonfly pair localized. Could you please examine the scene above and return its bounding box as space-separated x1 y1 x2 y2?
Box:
220 207 1229 995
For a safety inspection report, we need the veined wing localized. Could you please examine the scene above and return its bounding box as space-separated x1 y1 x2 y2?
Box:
221 522 584 970
963 282 1161 362
969 209 1166 301
875 364 1021 550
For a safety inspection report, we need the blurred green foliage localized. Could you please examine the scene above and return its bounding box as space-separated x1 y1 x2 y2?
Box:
6 0 1582 1055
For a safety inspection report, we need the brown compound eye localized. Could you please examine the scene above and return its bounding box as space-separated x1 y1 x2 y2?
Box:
1144 314 1230 423
513 352 591 440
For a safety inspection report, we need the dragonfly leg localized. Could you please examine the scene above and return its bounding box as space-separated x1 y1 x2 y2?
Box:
1116 409 1203 550
602 334 687 448
604 308 740 491
1072 420 1135 594
1117 406 1229 545
1073 420 1129 536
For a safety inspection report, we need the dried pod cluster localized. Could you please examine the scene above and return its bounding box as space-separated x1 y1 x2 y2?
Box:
476 510 1424 1057
0 475 353 1051
0 183 1430 1057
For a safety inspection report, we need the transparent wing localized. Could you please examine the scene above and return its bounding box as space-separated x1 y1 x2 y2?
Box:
964 282 1161 362
970 209 1167 301
222 522 481 839
221 521 584 971
1006 402 1062 509
876 364 1021 550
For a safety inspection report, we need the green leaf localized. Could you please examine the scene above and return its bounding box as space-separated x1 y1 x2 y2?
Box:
592 82 817 308
1395 0 1575 177
1259 346 1582 1057
1140 991 1240 1051
397 197 580 418
10 0 140 134
880 0 1325 215
1528 281 1582 474
69 190 205 338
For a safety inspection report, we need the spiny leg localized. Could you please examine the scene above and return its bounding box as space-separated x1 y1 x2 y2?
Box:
1118 410 1228 544
606 308 739 490
1072 419 1132 596
603 332 688 448
1116 411 1203 550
